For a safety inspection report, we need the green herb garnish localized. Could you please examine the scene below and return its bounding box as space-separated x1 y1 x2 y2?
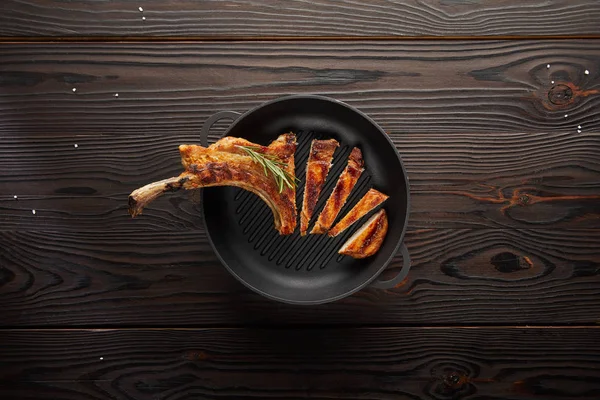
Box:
237 145 297 193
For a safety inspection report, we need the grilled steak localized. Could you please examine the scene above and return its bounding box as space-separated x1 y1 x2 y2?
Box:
328 188 388 237
300 139 339 235
338 209 388 259
311 147 364 234
128 133 297 235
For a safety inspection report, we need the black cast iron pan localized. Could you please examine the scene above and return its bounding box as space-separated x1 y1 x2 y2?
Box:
200 95 410 305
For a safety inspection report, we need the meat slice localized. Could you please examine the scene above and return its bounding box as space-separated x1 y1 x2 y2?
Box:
328 188 388 237
300 139 339 235
338 209 388 259
128 133 297 235
311 147 364 234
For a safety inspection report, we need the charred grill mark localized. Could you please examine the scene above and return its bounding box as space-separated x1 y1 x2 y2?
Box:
311 140 337 161
301 139 338 235
332 179 347 210
127 196 138 214
358 217 383 251
198 163 247 186
339 210 388 258
312 147 364 234
209 162 234 180
200 168 216 185
165 176 189 192
220 165 233 180
305 168 324 214
328 189 388 237
349 147 364 168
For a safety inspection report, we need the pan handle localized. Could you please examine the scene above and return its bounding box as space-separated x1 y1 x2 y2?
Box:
370 243 411 289
200 111 241 146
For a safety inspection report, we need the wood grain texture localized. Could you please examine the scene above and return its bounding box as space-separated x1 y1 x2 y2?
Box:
1 229 599 326
1 0 600 38
1 327 600 399
1 41 599 230
1 130 599 231
1 41 599 136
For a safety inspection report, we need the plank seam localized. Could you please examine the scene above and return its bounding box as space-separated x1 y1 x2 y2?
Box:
1 323 599 330
2 34 600 43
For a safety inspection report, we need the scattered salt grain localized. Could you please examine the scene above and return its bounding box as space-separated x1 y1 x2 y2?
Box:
546 64 550 69
585 70 590 75
13 195 17 199
99 357 104 360
551 80 555 84
32 210 36 215
564 114 568 118
114 93 119 97
74 144 78 148
578 125 582 129
138 6 143 12
142 16 146 20
577 129 582 133
72 87 77 92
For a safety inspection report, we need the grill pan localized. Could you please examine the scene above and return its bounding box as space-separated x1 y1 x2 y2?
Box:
200 95 410 304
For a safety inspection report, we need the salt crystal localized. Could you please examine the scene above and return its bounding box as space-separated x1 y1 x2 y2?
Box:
578 125 582 129
546 64 550 69
99 357 104 360
585 70 590 75
551 80 555 84
74 144 78 148
564 114 568 118
142 16 146 20
577 129 582 133
72 87 77 92
138 6 144 12
114 93 119 97
13 195 17 199
32 210 36 215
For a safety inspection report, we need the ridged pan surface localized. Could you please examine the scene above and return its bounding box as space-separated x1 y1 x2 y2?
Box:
202 96 409 304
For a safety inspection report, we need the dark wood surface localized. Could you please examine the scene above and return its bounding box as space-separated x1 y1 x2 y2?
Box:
2 130 599 231
1 41 599 136
2 1 600 399
1 42 599 233
1 0 600 38
2 328 600 399
2 229 600 326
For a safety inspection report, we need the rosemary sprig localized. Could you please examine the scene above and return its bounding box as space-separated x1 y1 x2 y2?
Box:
236 145 297 193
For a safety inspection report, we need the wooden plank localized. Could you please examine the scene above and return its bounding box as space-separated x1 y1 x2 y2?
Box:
1 327 599 399
1 0 600 38
1 41 599 136
1 130 599 231
1 41 599 230
1 229 599 326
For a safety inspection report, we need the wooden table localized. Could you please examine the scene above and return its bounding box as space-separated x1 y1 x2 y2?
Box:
1 1 600 399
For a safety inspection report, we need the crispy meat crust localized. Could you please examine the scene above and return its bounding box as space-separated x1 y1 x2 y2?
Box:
338 209 388 259
311 147 363 234
328 188 388 237
128 133 297 235
300 139 339 235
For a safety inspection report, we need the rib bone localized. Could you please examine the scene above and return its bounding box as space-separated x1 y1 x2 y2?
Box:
128 133 297 235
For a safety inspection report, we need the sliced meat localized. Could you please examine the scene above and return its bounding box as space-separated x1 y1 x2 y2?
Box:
300 138 339 236
311 147 364 234
338 209 388 259
128 133 298 235
328 188 389 237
